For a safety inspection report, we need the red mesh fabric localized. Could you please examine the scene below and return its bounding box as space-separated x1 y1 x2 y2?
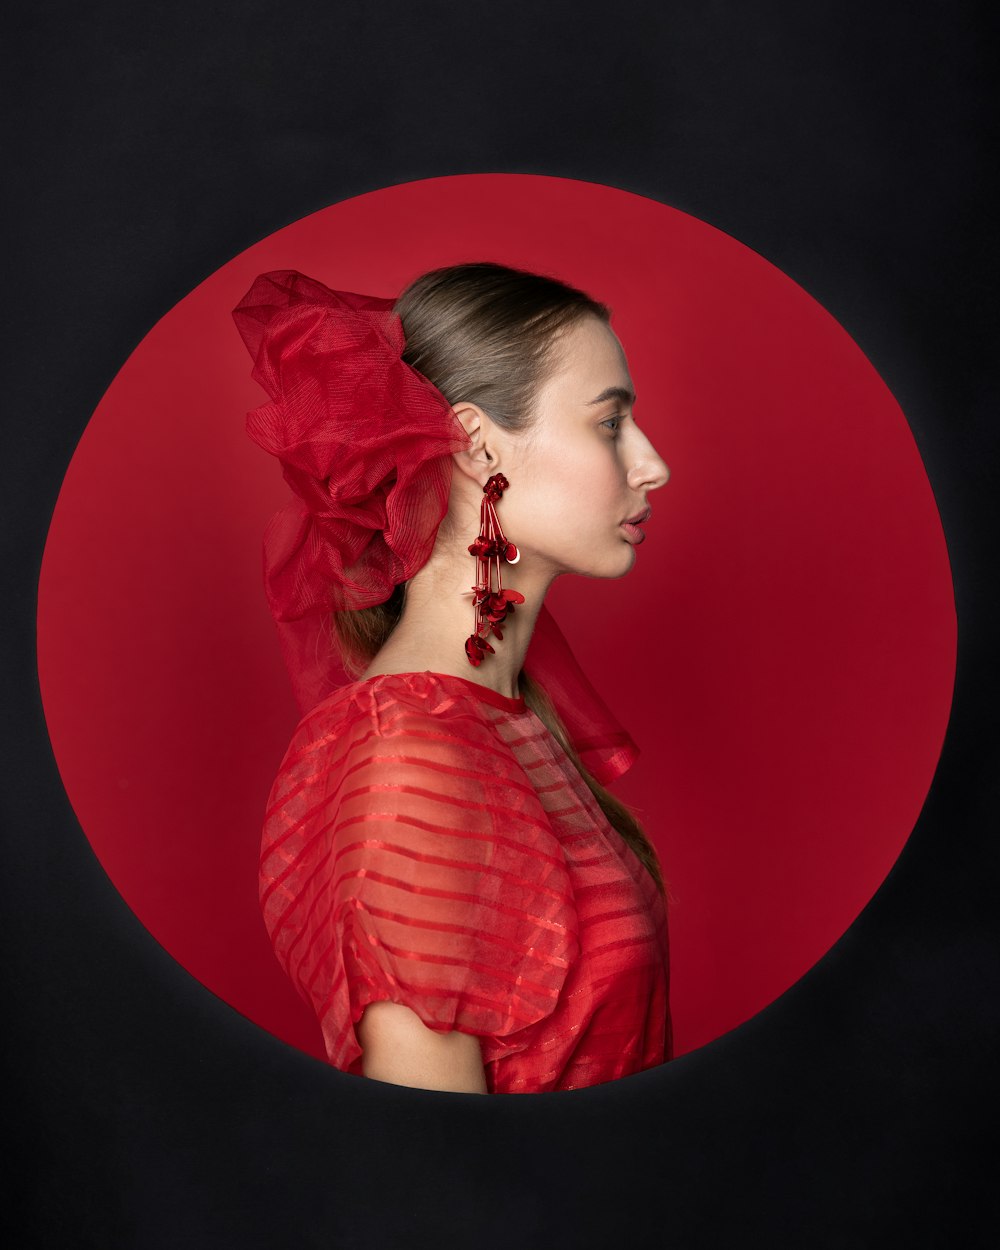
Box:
232 269 472 617
523 604 639 786
233 268 641 779
260 672 672 1093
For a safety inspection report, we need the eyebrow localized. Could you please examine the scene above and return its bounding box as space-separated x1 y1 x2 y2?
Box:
586 385 636 407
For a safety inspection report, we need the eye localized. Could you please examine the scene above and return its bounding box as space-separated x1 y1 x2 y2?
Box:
601 414 624 436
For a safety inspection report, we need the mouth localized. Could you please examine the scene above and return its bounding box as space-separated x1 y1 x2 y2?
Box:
620 507 650 544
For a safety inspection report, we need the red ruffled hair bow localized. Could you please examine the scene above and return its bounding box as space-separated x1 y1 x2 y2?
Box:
232 269 472 620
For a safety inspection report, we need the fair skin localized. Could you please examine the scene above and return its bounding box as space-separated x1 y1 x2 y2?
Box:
356 313 670 1093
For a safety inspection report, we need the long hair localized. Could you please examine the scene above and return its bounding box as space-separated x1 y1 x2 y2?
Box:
333 262 666 895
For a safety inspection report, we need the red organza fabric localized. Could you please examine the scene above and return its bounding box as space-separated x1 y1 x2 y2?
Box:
232 270 471 618
260 671 672 1094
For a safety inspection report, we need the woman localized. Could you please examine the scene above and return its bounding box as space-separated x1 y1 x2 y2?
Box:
233 262 672 1094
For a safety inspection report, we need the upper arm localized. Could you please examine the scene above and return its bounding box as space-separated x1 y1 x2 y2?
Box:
357 1001 489 1094
261 691 580 1081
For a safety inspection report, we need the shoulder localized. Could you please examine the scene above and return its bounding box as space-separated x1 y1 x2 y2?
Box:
264 672 542 840
277 670 535 785
276 671 521 780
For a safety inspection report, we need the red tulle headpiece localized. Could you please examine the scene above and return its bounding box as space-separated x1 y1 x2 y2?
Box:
233 268 639 784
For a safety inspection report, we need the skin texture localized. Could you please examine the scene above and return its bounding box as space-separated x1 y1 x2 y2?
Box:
357 314 670 1093
358 1002 489 1093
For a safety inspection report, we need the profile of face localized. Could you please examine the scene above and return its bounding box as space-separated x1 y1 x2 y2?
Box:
472 314 670 583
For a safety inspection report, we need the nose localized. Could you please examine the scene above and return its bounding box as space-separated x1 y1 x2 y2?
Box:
627 426 670 491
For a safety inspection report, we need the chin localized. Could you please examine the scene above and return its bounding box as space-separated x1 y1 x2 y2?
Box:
576 545 637 581
614 546 639 578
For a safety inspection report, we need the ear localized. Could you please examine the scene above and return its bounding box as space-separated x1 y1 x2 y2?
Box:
450 401 501 486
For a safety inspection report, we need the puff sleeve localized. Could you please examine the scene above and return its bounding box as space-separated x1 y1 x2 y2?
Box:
259 680 581 1075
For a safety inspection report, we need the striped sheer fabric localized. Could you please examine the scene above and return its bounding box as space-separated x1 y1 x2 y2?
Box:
260 670 672 1093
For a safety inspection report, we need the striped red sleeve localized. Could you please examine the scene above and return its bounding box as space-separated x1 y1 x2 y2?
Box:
259 686 581 1074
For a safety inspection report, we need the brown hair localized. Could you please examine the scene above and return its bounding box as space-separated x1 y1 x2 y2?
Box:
333 261 666 895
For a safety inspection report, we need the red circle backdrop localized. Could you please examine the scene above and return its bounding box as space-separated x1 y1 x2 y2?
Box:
37 174 956 1064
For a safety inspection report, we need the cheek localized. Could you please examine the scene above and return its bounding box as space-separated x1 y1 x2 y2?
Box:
511 444 620 539
565 445 622 508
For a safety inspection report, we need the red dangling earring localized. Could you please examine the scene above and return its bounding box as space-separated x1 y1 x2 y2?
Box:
465 472 525 667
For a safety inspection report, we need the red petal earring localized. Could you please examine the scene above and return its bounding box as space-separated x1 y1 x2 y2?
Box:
465 473 525 667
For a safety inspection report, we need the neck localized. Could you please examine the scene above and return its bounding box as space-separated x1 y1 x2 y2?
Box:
363 531 557 701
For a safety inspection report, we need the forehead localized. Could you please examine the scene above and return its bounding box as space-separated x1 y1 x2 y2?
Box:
542 315 633 402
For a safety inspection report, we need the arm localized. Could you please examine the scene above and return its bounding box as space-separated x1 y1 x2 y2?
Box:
261 691 578 1081
358 1001 489 1093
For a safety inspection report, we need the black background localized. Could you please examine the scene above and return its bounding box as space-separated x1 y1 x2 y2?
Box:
3 2 997 1246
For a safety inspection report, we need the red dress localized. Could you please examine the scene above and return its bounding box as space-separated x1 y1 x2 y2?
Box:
259 670 673 1093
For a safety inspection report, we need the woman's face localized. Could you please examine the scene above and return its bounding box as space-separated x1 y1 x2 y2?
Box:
499 314 670 583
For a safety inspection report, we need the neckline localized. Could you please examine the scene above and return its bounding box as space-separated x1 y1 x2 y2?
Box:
356 670 528 714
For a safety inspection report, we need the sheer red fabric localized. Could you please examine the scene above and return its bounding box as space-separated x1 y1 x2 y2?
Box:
232 270 471 619
260 670 672 1094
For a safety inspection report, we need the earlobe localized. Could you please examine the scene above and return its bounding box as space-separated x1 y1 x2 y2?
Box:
452 445 497 489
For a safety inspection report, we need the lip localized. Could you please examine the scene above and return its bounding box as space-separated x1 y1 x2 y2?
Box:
620 519 646 544
622 506 651 526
